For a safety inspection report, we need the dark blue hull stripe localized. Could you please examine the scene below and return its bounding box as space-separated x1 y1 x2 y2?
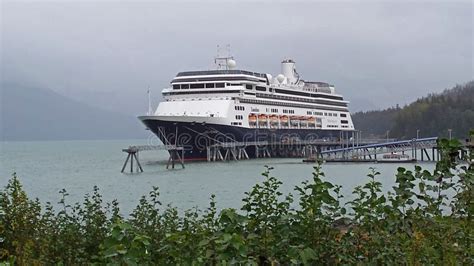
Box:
140 119 346 159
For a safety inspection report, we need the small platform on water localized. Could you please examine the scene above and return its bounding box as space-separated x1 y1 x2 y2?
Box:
121 145 184 173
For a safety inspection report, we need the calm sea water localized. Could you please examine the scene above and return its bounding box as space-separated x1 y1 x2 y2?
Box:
0 139 435 215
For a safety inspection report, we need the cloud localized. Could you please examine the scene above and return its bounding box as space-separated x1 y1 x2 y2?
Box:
2 1 472 113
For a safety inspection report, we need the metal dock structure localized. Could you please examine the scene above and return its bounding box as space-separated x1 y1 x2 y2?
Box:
120 137 383 172
121 145 184 173
320 137 440 161
121 135 472 172
205 138 389 161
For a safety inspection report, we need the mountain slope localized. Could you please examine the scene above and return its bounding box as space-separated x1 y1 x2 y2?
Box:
352 81 474 139
1 83 147 141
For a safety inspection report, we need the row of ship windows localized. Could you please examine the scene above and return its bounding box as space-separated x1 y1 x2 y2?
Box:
174 82 248 90
173 83 226 89
245 84 267 91
250 85 344 101
174 83 264 91
164 90 346 110
231 122 243 126
253 108 347 118
168 97 347 115
167 90 347 108
307 111 324 116
174 82 250 90
173 83 344 101
262 108 280 113
240 98 347 113
167 97 232 101
240 107 321 115
327 124 350 128
257 93 347 107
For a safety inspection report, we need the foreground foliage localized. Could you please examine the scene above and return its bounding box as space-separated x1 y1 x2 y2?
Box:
1 136 473 265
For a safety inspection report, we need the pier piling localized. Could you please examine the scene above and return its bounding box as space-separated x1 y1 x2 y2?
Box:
121 147 144 173
121 145 184 173
166 148 185 169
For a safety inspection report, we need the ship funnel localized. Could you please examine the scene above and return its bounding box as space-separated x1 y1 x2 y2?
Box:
281 59 297 84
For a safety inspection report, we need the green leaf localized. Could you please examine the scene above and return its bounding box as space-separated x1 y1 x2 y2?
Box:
300 247 317 263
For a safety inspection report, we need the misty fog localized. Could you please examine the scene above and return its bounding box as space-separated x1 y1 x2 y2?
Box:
2 1 472 115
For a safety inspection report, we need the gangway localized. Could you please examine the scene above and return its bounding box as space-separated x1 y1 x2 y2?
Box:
320 137 439 161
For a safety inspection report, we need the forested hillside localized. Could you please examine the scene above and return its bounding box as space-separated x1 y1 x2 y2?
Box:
352 81 474 139
351 106 400 137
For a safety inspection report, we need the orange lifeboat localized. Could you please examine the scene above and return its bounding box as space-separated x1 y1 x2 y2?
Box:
289 116 300 128
279 115 289 122
307 116 316 127
300 116 308 127
248 113 257 122
279 115 289 127
290 115 300 123
269 115 279 128
270 115 279 123
258 114 268 127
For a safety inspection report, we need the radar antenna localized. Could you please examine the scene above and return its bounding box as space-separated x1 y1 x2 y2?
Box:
214 44 236 70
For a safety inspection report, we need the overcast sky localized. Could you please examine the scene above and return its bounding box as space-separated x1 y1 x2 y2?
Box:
2 0 473 114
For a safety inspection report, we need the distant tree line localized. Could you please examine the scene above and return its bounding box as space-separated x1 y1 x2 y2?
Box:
352 81 474 140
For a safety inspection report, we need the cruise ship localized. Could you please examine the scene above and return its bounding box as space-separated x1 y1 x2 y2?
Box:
139 56 355 160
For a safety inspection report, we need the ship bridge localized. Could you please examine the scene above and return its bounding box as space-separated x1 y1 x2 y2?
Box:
170 69 269 89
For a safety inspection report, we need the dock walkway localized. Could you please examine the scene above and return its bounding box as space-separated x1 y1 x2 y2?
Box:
120 136 472 172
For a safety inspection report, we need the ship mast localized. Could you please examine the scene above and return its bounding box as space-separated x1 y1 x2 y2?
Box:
147 87 152 115
214 44 236 70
